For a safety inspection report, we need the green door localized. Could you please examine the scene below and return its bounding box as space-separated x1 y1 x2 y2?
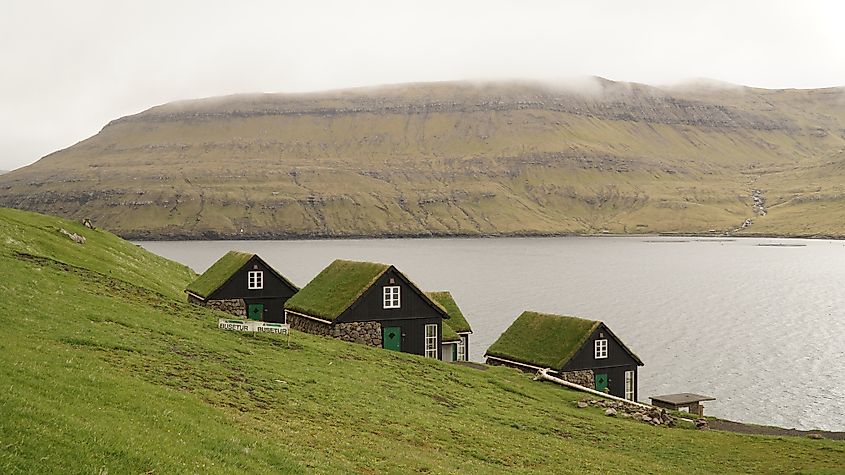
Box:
383 326 401 351
247 303 264 321
595 373 608 392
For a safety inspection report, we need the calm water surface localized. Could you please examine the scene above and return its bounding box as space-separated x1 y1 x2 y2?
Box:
139 237 845 431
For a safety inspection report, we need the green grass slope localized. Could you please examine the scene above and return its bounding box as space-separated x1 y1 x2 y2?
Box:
2 79 845 239
1 209 843 474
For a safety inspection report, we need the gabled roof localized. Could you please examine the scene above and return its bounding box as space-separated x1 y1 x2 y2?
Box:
485 311 606 370
186 251 254 298
185 250 298 299
426 291 472 334
285 259 449 322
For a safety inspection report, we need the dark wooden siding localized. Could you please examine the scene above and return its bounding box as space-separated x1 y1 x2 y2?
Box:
244 297 285 323
560 323 640 400
380 317 441 358
337 268 443 323
209 255 297 302
335 268 445 359
562 324 639 372
597 364 638 400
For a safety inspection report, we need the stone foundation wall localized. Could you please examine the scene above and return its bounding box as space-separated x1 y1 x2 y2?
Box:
287 312 332 336
188 295 246 317
560 369 594 388
286 312 382 347
332 321 381 347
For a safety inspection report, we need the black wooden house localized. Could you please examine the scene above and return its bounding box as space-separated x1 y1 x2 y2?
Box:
485 311 643 401
284 259 450 358
186 251 299 323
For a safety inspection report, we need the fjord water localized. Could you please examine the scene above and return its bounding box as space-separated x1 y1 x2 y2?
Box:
139 237 845 431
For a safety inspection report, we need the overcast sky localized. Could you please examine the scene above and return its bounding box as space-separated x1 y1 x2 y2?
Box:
2 0 844 171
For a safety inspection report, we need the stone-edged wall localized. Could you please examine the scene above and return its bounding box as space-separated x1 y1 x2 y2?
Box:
333 321 381 347
188 294 246 317
287 312 332 336
286 312 382 347
560 369 594 388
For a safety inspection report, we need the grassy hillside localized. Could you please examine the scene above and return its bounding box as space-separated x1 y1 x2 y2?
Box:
1 79 845 239
1 208 843 474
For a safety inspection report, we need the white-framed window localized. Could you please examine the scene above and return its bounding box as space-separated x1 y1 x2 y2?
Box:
457 336 466 361
625 370 635 401
248 270 263 290
594 339 608 359
383 286 401 308
424 324 438 358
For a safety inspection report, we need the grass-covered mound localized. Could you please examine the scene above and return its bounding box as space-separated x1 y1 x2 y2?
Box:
1 208 843 473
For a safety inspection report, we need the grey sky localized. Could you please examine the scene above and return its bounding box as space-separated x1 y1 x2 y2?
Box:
2 0 844 171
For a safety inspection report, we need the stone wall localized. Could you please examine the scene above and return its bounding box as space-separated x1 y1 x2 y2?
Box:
286 312 381 347
188 294 246 317
287 312 332 336
332 321 381 347
560 369 594 388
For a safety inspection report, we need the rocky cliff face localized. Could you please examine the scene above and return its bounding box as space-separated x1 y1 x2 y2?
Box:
2 78 844 239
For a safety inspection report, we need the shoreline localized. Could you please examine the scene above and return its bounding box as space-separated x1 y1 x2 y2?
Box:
123 230 845 242
708 418 845 440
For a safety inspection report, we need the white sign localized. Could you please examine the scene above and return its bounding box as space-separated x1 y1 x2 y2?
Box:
218 318 289 335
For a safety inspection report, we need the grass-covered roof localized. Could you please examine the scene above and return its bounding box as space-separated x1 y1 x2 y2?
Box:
186 251 254 298
284 259 390 321
426 291 472 333
485 311 601 370
441 321 461 342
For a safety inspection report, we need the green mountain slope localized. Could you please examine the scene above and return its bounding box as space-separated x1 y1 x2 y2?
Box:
1 208 843 473
1 79 845 238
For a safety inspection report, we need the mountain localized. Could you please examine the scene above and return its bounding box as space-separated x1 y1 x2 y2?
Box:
1 207 842 473
2 78 845 239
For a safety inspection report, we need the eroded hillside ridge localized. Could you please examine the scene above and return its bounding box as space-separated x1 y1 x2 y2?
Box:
1 79 845 239
111 82 796 130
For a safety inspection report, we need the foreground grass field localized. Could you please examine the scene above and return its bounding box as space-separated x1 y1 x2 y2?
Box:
1 208 843 474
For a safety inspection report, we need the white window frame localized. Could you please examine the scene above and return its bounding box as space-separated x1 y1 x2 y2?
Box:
383 286 401 309
594 339 608 359
247 270 263 290
457 336 466 361
424 324 438 358
625 370 635 401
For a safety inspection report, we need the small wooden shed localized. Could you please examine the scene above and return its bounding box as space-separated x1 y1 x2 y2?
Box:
185 251 299 323
485 311 643 401
426 291 473 362
284 259 450 358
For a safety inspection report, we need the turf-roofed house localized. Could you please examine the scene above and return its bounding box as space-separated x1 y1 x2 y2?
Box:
186 251 299 323
485 311 643 401
284 259 450 358
426 291 472 362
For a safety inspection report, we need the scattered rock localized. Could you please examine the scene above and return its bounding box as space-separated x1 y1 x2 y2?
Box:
577 398 675 427
82 218 96 229
59 228 85 244
695 418 709 430
807 433 823 440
